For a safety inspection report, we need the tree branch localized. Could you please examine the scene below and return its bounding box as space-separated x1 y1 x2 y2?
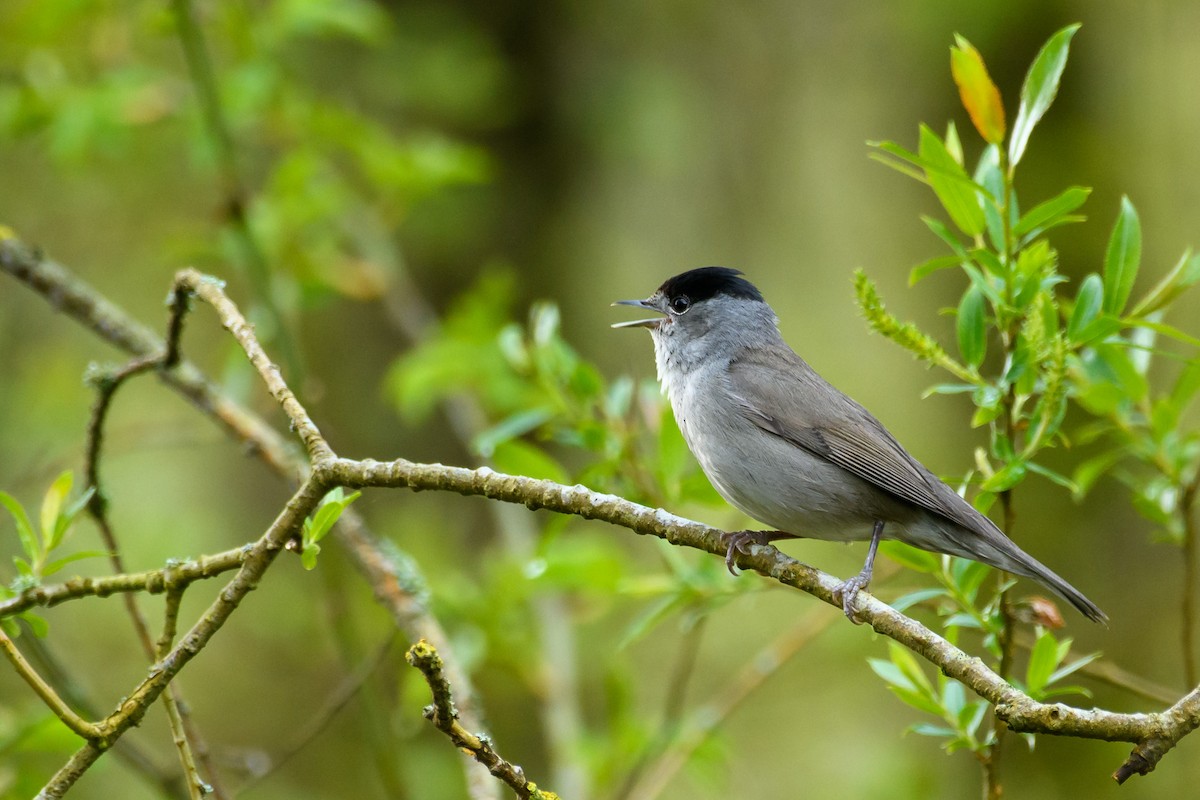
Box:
0 234 492 775
0 550 247 618
406 640 560 800
4 236 1200 786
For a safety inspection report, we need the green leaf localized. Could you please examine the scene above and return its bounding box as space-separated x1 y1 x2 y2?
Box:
1014 186 1091 236
1025 628 1061 695
302 488 362 553
1012 240 1057 309
1102 196 1142 315
1009 24 1081 166
943 612 985 630
941 679 966 718
910 255 967 286
888 641 934 695
39 471 73 551
949 559 992 602
492 440 568 484
41 550 110 578
0 492 38 562
970 384 1003 428
923 383 977 397
919 124 985 236
472 407 555 457
20 612 49 639
1168 358 1200 418
981 461 1027 492
908 723 957 738
301 542 320 571
1066 274 1103 343
869 657 916 692
890 587 951 612
950 35 1006 144
1072 451 1125 499
618 593 685 649
957 284 987 368
922 216 969 257
1130 249 1200 317
1046 650 1102 685
54 487 95 553
973 145 1007 252
870 140 989 191
879 541 940 573
1025 462 1076 493
1125 318 1200 350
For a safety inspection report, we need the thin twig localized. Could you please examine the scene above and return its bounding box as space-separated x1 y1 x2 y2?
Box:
156 590 207 800
406 640 560 800
1181 483 1197 687
37 476 331 797
386 266 571 800
0 627 100 740
168 0 301 381
84 315 228 799
0 241 493 793
0 549 248 618
17 634 187 799
237 633 398 793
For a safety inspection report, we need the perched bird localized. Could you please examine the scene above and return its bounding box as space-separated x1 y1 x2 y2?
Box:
614 267 1105 624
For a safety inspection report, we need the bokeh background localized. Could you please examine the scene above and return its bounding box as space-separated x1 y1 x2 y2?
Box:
2 1 1199 798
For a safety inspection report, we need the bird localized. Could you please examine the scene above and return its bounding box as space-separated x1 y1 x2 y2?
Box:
613 266 1106 624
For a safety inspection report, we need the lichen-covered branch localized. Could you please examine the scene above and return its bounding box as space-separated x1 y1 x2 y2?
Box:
4 236 1200 786
0 550 247 618
406 640 560 800
0 235 491 775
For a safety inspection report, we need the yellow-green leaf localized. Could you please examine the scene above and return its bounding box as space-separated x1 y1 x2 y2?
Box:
40 471 73 551
950 35 1006 144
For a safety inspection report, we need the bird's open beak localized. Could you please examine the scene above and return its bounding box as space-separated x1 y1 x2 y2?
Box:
610 299 664 329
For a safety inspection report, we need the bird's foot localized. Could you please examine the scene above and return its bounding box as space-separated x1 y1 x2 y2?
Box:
832 569 873 624
719 530 796 576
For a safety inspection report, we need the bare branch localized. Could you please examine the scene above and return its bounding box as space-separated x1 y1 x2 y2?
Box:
406 640 560 800
0 628 101 740
0 235 491 763
0 549 247 618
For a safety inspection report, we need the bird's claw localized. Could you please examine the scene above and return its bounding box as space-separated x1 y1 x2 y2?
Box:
832 571 872 624
719 530 774 576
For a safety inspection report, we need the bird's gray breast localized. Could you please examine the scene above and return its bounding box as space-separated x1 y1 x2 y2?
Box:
663 361 888 542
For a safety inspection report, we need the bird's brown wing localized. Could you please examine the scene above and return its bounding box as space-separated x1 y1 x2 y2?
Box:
727 349 992 536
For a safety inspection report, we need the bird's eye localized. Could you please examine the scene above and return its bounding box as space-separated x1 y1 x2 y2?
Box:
668 295 691 315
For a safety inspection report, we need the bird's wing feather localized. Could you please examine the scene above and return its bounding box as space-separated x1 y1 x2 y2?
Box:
727 349 990 535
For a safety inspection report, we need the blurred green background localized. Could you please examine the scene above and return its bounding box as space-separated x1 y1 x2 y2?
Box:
2 1 1199 798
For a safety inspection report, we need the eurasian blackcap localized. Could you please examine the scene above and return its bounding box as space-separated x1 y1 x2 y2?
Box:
614 267 1106 624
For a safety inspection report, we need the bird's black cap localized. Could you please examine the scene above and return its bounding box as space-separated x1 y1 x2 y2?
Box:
657 267 764 303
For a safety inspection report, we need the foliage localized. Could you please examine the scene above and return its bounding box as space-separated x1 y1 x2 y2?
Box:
0 471 102 637
300 487 361 570
3 4 1200 798
864 23 1200 769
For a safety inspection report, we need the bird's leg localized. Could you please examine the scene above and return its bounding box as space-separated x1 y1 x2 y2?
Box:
832 520 884 623
720 530 800 575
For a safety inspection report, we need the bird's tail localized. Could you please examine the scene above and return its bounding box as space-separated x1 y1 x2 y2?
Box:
983 541 1108 625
